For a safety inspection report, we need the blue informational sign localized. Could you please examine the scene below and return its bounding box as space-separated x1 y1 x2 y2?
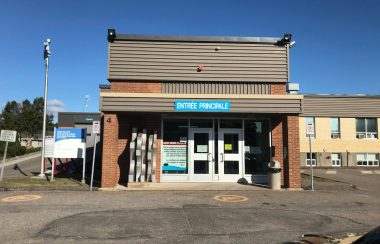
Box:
55 128 85 142
174 100 230 112
54 128 86 158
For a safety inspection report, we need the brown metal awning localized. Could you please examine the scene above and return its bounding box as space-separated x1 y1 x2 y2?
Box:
100 93 303 114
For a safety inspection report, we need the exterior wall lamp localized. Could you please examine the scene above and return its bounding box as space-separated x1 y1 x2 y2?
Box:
108 29 116 42
107 117 112 123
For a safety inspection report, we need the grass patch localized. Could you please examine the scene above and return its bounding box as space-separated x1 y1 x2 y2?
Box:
0 177 83 188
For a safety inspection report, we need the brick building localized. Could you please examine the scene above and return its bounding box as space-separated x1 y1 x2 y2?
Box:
99 29 302 189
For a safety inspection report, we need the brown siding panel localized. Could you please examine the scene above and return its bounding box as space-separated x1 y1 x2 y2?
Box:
302 95 380 117
162 82 271 94
101 96 302 114
109 40 288 82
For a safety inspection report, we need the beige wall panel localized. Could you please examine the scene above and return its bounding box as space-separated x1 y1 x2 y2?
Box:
300 117 380 153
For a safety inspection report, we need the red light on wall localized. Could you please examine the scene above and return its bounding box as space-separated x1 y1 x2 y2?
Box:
197 65 204 72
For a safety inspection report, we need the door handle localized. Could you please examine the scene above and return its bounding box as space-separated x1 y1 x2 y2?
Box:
207 153 212 162
219 153 224 163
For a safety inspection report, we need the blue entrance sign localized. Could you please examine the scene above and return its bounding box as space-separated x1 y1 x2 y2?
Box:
175 100 230 112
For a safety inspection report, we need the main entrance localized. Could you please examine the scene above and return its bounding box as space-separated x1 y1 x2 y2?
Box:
162 118 271 183
189 124 243 182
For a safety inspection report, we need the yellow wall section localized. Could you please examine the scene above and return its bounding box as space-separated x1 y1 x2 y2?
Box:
299 117 380 153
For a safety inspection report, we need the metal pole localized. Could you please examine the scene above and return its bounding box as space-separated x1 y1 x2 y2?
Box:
309 134 314 191
0 141 9 181
39 39 51 177
90 134 97 191
50 158 55 182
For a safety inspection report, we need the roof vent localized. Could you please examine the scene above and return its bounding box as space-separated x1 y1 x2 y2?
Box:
287 83 299 94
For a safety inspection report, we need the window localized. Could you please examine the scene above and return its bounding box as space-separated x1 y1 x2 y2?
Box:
356 118 377 139
306 152 316 166
305 117 315 138
330 118 340 139
356 153 379 166
162 119 188 174
331 153 341 167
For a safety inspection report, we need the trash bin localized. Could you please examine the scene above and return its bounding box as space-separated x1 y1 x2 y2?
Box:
268 160 281 190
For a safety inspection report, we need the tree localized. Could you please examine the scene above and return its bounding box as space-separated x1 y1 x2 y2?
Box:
0 97 55 139
19 99 34 138
0 101 21 132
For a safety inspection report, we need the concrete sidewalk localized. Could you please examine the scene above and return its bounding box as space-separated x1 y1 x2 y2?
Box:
102 182 273 191
1 152 41 167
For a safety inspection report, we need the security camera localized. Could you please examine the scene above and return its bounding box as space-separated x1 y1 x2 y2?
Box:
289 41 296 48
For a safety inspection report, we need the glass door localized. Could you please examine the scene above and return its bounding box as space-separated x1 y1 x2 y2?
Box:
218 129 243 182
189 128 214 182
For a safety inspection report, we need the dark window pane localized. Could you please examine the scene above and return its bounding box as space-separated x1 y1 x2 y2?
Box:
220 119 242 128
224 133 239 154
224 161 239 174
367 118 377 132
190 119 213 128
194 133 209 153
244 120 270 174
194 160 209 174
306 153 316 159
356 118 365 132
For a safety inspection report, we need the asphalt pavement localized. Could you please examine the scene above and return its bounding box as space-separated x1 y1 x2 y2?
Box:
304 168 380 194
1 186 379 243
2 155 42 178
1 156 380 243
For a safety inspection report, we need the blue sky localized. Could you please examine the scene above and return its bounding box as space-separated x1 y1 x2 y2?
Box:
1 0 379 116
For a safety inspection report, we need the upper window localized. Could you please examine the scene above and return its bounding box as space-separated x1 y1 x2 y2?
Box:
330 118 340 139
356 118 377 139
305 117 315 138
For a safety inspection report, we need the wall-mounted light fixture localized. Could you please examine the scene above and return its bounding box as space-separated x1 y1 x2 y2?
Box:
282 33 292 42
108 29 116 42
107 117 112 123
278 33 293 46
197 65 204 72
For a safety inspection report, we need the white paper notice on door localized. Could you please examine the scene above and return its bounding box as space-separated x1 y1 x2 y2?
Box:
197 145 208 153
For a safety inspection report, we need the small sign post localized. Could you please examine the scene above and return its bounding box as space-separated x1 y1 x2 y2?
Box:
90 121 100 191
0 130 17 181
306 122 314 191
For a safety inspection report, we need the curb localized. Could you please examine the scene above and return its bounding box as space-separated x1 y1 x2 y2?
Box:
0 185 98 192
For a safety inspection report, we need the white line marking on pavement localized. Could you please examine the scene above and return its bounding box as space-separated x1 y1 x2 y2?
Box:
374 170 380 174
325 170 337 174
361 171 373 174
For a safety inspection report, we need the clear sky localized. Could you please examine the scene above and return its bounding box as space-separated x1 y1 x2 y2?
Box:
1 0 379 116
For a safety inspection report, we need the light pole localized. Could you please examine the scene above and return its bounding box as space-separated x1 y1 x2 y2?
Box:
38 38 51 177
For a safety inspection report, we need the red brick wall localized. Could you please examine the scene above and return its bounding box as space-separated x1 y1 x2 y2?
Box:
271 116 285 185
271 83 286 95
101 112 161 188
283 115 301 188
111 82 162 93
101 113 119 188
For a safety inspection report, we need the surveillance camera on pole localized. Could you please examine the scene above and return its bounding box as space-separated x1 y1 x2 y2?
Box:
38 38 52 178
